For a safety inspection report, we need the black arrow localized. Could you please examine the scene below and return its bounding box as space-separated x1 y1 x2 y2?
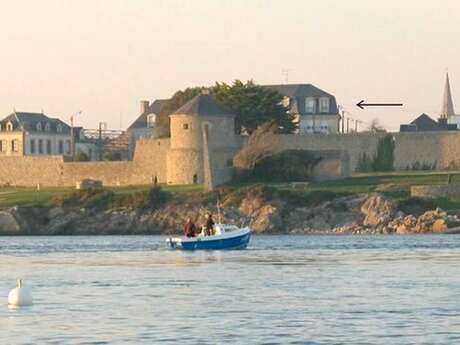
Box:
356 100 403 109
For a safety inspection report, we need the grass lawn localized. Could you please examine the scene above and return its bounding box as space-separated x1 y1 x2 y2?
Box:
2 171 460 210
272 171 460 210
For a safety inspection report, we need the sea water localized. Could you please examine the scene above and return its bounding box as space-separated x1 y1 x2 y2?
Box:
1 235 460 344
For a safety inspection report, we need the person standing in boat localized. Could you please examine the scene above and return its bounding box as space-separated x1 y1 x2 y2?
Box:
204 213 215 236
184 218 197 238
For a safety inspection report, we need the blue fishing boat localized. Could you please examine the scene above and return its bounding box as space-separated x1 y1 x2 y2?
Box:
166 224 251 250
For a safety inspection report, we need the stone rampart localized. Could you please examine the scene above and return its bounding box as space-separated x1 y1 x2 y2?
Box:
278 131 460 171
0 138 170 187
3 131 460 187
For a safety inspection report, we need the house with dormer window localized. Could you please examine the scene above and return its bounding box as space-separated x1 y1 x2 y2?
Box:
263 84 340 134
0 112 72 156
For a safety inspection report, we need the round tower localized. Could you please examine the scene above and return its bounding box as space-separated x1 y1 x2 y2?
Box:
166 93 238 185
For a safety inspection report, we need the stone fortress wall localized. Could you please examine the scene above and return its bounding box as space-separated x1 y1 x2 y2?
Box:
0 139 170 187
277 131 460 171
2 130 460 187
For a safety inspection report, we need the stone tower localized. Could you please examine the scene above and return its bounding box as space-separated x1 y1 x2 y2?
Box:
166 93 238 186
440 72 455 120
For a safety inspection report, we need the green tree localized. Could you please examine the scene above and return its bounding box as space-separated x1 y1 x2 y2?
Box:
213 80 297 134
155 80 297 137
156 87 206 137
372 135 395 171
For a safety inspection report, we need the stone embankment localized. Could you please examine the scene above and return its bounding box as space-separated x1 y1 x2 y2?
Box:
0 190 459 236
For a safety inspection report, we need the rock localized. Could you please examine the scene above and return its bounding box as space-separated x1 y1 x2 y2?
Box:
76 178 103 190
239 196 266 217
361 194 397 226
0 210 21 234
395 224 410 234
432 219 448 232
250 204 283 233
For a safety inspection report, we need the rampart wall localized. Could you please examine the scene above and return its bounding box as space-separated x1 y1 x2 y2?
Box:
2 131 460 187
0 138 170 187
277 131 460 171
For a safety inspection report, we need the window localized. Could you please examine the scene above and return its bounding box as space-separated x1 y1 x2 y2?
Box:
46 140 52 154
305 97 316 113
319 98 330 113
65 140 71 154
12 140 19 152
183 124 189 130
30 139 36 154
36 122 42 131
147 114 156 128
58 140 63 154
0 140 5 152
6 122 13 131
45 123 51 132
38 139 43 154
226 159 233 167
57 124 63 133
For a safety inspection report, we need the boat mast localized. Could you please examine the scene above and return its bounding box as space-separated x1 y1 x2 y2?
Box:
217 197 222 224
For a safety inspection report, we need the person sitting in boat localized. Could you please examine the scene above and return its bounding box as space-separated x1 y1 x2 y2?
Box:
184 218 197 238
204 213 215 236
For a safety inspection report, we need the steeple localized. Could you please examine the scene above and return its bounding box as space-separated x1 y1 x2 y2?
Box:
440 72 455 119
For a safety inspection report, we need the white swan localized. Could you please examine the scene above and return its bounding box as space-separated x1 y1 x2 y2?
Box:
8 279 33 306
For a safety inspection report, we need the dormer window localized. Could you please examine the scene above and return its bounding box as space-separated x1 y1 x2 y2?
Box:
305 97 316 113
57 124 63 133
45 123 51 132
147 114 156 128
6 121 13 131
319 97 330 113
36 122 42 131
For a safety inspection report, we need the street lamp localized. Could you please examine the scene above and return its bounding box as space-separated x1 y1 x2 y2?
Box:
70 110 82 160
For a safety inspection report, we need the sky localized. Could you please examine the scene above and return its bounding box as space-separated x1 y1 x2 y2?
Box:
0 0 459 131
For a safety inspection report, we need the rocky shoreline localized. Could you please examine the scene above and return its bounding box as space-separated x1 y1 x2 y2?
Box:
1 186 459 236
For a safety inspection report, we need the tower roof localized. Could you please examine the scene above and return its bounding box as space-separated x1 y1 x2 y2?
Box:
172 94 234 117
440 72 455 118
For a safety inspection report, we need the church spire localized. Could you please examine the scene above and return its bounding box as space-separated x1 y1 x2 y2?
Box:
440 72 455 119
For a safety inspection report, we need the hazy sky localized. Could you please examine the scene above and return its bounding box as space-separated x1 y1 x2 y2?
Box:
1 0 459 131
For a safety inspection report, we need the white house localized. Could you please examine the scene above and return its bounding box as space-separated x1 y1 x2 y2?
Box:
263 84 340 134
0 112 73 157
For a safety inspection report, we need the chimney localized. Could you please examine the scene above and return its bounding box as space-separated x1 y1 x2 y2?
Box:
140 100 149 114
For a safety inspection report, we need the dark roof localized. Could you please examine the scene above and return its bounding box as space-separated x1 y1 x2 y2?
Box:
263 84 333 98
263 83 339 115
400 113 457 132
128 99 168 130
172 94 234 117
0 112 71 133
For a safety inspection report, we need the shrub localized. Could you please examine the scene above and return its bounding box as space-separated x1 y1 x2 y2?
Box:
406 161 437 171
372 135 395 172
356 152 373 172
237 150 321 183
114 186 169 210
397 197 437 216
51 189 114 210
75 152 90 162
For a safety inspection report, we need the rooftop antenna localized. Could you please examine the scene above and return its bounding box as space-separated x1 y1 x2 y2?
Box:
282 69 291 84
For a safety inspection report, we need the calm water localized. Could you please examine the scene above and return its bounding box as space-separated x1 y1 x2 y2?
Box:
1 235 460 344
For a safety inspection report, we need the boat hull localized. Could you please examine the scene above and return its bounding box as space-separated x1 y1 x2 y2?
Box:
166 228 251 250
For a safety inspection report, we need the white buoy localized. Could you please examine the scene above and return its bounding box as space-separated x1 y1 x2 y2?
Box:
8 279 33 307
